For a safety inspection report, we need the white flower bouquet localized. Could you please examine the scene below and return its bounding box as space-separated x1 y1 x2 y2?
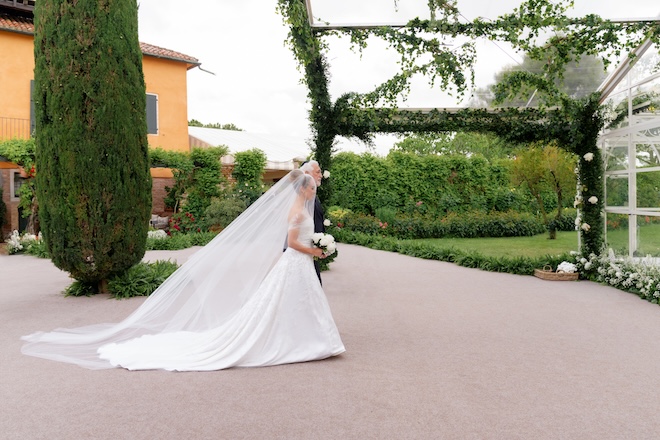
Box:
311 232 337 259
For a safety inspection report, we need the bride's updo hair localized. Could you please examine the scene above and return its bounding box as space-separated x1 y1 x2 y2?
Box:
288 169 303 181
288 169 315 192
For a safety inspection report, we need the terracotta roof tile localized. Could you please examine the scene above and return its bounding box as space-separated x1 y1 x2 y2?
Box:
0 10 32 34
0 11 200 66
138 42 199 66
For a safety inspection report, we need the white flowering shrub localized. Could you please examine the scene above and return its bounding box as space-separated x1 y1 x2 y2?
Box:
574 252 660 304
147 229 168 240
5 231 45 256
6 230 23 254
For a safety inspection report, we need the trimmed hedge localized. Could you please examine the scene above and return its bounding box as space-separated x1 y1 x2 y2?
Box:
332 229 572 276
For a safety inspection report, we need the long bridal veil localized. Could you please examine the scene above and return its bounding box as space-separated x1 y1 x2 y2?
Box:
21 170 316 369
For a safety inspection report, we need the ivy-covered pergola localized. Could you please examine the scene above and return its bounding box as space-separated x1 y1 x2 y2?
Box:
277 0 660 256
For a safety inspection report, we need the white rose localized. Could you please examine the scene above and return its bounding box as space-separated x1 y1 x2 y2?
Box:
319 236 331 247
581 223 591 231
326 234 334 243
583 152 594 162
323 170 330 179
311 233 324 243
326 243 336 254
323 219 331 227
588 196 598 204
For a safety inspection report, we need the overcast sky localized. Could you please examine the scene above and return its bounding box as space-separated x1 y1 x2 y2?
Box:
137 1 659 156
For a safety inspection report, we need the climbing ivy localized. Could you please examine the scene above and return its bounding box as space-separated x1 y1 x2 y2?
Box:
275 0 660 255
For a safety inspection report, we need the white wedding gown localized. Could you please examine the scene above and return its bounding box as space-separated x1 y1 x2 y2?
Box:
97 215 345 371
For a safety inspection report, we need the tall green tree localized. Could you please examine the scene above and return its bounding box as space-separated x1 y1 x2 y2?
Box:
34 0 151 292
510 145 577 238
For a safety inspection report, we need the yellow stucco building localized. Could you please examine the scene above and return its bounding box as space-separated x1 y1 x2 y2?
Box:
0 3 199 234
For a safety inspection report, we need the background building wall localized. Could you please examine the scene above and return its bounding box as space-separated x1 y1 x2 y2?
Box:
143 56 190 152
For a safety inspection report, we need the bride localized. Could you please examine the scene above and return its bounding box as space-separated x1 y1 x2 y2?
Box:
21 170 345 370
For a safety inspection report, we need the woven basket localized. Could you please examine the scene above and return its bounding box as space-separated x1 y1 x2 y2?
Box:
533 265 579 281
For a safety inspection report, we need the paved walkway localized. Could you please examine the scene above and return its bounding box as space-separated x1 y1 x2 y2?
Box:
2 245 660 439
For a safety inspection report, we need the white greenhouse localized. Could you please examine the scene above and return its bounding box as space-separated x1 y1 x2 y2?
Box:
599 41 660 257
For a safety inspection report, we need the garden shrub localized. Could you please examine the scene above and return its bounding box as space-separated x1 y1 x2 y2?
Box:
146 233 192 250
66 260 180 298
5 231 48 257
201 195 247 231
336 210 546 239
232 149 267 206
575 252 660 304
108 260 180 299
181 147 227 221
374 206 397 223
145 232 216 251
169 211 201 234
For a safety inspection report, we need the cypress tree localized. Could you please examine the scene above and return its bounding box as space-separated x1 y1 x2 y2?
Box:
34 0 151 292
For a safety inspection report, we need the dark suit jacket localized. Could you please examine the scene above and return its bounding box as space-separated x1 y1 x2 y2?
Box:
313 196 325 234
312 196 325 285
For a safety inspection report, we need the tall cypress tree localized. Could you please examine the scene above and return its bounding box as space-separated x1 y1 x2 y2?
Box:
34 0 151 292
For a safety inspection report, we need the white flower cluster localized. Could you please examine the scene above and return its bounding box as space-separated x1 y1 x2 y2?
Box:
323 218 331 227
574 252 660 301
6 230 23 254
323 170 331 179
5 230 42 255
557 261 578 273
311 232 337 257
148 229 168 240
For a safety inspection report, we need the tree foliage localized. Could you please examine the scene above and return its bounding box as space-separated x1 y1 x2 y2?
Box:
33 0 152 291
188 119 243 131
393 132 517 160
511 145 577 237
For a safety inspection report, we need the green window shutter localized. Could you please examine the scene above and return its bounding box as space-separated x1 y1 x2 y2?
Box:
146 93 158 134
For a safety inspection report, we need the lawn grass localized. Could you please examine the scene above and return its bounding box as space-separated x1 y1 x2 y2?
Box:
406 231 579 258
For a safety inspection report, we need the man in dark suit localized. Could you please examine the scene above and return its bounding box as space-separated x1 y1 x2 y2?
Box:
300 160 325 285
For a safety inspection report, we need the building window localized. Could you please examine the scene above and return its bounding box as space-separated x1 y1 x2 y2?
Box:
146 93 159 135
11 170 26 201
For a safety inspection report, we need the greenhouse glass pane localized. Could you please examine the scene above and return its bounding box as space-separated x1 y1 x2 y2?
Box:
630 75 660 126
603 91 629 130
629 46 660 86
637 171 660 208
604 138 628 171
636 215 660 257
606 175 628 207
634 127 660 169
606 213 629 255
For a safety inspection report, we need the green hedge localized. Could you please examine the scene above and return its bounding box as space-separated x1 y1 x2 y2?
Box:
332 229 572 276
328 151 545 216
146 231 217 250
335 210 547 239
